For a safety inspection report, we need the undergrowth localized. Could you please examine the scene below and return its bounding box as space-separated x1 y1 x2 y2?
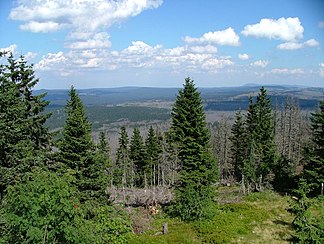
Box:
127 187 295 243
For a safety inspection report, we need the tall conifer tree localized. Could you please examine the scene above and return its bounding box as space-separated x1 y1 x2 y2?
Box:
58 86 106 201
230 110 246 181
145 126 161 186
169 77 217 221
303 100 324 196
114 127 130 187
243 87 277 191
0 53 51 199
58 86 93 169
129 128 146 187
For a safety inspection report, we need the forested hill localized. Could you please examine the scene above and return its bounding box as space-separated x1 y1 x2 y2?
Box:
35 85 323 110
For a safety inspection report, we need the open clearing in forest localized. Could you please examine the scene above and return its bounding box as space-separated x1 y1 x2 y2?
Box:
127 187 295 243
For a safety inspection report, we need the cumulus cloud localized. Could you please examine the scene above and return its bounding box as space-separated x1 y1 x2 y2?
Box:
250 60 269 68
122 41 162 55
304 39 319 47
80 58 102 68
189 45 217 54
67 32 111 49
0 44 17 54
242 17 304 42
238 53 249 60
277 42 302 50
201 58 233 71
10 0 163 33
271 68 304 74
277 39 319 50
34 40 233 75
25 51 37 60
184 27 240 46
35 52 67 70
20 21 63 33
320 63 324 78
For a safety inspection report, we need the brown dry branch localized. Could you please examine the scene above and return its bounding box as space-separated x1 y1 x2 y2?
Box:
108 186 173 207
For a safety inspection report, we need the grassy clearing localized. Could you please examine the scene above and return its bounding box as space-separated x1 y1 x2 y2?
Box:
127 187 294 243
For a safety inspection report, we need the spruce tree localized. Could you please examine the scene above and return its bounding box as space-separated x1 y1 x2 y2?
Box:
0 53 51 199
96 131 111 176
244 96 259 189
230 110 246 181
255 87 277 179
93 131 111 201
114 127 130 187
145 126 161 186
288 179 324 242
129 128 146 187
58 86 106 201
58 86 93 169
169 77 217 221
244 88 277 191
303 100 324 196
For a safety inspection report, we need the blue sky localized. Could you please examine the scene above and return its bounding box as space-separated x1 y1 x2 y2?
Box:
1 0 324 89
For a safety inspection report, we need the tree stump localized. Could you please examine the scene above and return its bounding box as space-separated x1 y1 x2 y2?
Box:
162 223 168 235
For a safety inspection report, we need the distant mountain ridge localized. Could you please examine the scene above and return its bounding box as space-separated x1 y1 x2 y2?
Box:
35 85 323 108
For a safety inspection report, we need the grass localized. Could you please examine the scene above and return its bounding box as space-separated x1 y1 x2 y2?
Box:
127 187 294 243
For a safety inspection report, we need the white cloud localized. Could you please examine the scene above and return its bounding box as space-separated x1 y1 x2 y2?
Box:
122 41 161 55
34 39 234 75
238 53 249 60
0 44 17 54
10 0 163 33
201 58 233 70
25 51 37 60
184 27 240 46
80 58 102 68
20 21 63 33
189 45 217 54
271 68 304 74
35 52 67 70
68 32 111 49
277 38 319 50
250 60 269 68
277 42 303 50
320 63 324 78
319 21 324 28
242 17 304 42
304 39 319 47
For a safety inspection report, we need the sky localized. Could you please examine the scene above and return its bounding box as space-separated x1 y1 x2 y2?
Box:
1 0 324 89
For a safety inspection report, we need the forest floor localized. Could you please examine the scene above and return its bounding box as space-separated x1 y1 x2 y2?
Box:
126 186 295 243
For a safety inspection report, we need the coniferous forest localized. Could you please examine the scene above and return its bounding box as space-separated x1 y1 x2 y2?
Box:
1 54 323 243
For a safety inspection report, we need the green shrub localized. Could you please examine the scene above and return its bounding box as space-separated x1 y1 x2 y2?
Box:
92 205 133 244
0 169 94 243
0 169 133 244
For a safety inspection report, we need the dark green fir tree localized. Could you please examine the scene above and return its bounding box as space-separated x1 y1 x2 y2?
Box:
145 126 161 186
114 126 130 187
244 87 277 191
58 86 106 201
169 77 218 221
0 53 51 199
129 128 146 187
230 110 246 181
288 179 324 243
303 100 324 196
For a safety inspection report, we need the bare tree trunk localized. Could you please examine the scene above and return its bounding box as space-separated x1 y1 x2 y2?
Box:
242 174 246 195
